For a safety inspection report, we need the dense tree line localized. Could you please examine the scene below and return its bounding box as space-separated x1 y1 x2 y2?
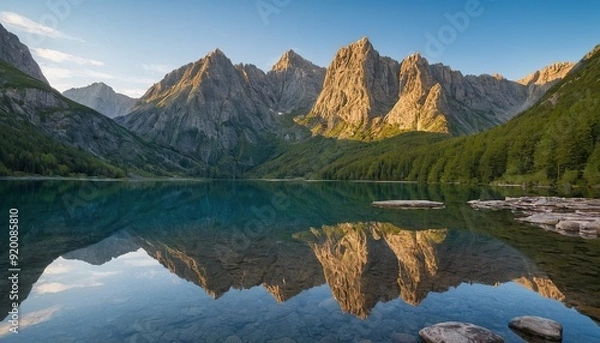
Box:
0 119 125 178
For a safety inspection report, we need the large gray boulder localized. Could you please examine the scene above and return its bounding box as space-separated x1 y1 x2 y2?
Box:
419 322 504 343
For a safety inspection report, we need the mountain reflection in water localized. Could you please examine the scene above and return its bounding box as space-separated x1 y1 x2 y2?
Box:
0 180 598 342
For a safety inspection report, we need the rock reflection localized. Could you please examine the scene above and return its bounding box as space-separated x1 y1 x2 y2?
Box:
296 222 565 318
68 220 567 320
131 221 325 301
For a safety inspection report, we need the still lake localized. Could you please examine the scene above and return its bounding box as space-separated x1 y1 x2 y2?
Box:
0 180 599 342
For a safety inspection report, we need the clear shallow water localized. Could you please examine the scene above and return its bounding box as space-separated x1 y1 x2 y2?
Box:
0 180 599 342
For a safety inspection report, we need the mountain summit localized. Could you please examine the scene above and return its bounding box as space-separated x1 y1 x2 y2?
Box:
268 49 326 114
0 23 48 84
117 49 281 169
302 37 401 139
63 82 137 118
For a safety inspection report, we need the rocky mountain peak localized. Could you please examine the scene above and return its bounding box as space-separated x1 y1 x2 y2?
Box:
518 62 574 86
272 49 316 72
303 37 400 138
492 73 504 80
0 23 49 84
351 36 373 50
403 52 425 63
63 82 137 118
338 36 377 62
585 44 600 60
400 52 431 73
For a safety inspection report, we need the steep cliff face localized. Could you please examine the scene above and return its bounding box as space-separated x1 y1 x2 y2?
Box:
63 82 137 118
0 23 48 84
303 37 400 138
117 49 280 167
517 62 575 109
384 54 450 134
300 37 572 139
268 49 326 115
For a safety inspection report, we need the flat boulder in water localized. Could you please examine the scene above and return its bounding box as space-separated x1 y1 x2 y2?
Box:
419 322 504 343
508 316 563 342
372 200 445 210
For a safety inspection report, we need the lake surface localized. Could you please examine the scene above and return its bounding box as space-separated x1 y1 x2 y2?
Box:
0 180 599 342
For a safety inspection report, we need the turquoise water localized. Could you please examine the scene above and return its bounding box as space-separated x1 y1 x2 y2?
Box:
0 180 599 342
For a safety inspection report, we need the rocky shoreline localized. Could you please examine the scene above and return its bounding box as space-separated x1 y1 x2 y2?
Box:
469 197 600 239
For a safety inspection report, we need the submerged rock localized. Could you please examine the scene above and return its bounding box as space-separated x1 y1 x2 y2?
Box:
418 322 504 343
508 316 563 342
372 200 445 210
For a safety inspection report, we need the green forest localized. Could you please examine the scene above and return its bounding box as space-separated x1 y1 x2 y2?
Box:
0 115 125 177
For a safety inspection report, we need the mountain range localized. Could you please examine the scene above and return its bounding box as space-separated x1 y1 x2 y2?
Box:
0 21 597 185
303 37 573 138
0 23 207 177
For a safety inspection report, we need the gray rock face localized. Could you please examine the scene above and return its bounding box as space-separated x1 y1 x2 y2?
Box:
63 82 137 118
508 316 563 342
517 62 574 110
268 49 326 115
0 75 202 174
419 322 504 343
302 37 572 139
118 49 278 165
117 48 320 167
0 23 48 84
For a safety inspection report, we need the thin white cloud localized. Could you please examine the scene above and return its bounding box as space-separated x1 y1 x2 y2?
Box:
90 271 122 278
39 64 114 80
0 11 83 41
35 282 72 294
83 70 116 80
33 48 104 66
44 264 72 275
34 281 102 294
0 307 60 337
142 63 172 74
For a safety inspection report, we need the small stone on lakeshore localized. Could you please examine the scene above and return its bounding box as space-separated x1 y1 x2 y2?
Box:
508 316 563 342
419 322 504 343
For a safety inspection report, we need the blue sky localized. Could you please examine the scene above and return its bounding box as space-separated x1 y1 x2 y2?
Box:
1 1 599 97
